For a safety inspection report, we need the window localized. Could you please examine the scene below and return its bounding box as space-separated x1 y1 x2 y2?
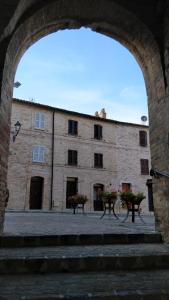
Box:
32 146 45 162
94 153 103 168
68 150 78 165
139 130 147 147
140 159 149 175
35 112 45 129
68 120 78 135
94 124 102 140
122 183 131 192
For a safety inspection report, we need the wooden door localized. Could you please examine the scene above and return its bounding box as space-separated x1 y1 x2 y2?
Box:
29 177 43 209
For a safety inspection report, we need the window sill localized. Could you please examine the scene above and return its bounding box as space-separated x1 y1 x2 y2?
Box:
32 161 45 164
34 127 45 131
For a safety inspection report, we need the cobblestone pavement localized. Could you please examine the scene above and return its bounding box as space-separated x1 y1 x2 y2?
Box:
3 211 156 236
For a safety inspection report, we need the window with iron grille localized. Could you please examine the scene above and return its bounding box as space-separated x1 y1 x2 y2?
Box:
35 112 45 129
68 120 78 135
68 150 78 165
32 146 45 162
140 159 149 175
94 124 102 140
139 131 147 147
94 153 103 168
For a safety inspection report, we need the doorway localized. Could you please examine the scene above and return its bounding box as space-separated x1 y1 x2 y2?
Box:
93 183 104 211
29 177 44 209
66 177 78 208
122 183 131 192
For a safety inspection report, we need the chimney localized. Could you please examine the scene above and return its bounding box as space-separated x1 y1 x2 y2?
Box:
99 108 106 119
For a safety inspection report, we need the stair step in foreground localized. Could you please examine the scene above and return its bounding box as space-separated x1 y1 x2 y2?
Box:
1 270 169 300
0 233 162 247
0 243 169 274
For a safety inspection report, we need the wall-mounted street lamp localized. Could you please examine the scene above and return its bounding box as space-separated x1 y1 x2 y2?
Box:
14 81 21 88
13 121 21 142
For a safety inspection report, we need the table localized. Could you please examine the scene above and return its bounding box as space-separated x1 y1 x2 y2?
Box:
71 203 85 215
122 200 145 223
100 199 119 219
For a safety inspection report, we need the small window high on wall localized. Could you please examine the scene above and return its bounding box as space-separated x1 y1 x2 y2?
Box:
68 150 78 165
140 159 149 175
94 153 103 168
94 124 102 140
139 130 147 147
32 145 45 162
35 112 45 129
68 120 78 135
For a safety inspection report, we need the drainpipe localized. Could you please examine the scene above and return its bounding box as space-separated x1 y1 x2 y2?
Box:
50 110 55 210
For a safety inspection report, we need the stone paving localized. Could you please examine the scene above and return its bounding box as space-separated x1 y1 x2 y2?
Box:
3 211 156 236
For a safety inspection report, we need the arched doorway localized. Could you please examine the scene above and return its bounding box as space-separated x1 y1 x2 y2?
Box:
93 184 104 211
29 177 44 209
0 0 168 240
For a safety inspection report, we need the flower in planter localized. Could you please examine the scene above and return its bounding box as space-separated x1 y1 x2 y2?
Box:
101 190 117 203
135 192 146 203
120 191 145 206
68 194 88 205
120 191 135 202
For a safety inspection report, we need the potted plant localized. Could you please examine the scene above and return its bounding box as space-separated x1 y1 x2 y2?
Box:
101 190 117 204
120 191 145 207
135 192 146 204
67 194 88 214
120 191 136 205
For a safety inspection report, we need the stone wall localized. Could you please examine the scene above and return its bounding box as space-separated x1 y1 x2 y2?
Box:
7 100 151 213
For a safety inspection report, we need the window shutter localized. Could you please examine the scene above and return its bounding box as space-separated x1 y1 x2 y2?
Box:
68 120 78 135
139 131 147 146
140 159 149 175
74 121 78 135
40 113 44 129
94 153 103 168
68 150 77 165
32 146 45 162
35 113 40 128
94 125 102 139
94 125 98 139
35 113 45 129
68 120 72 134
99 125 102 139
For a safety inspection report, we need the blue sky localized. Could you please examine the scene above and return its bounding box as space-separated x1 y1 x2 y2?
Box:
14 28 148 124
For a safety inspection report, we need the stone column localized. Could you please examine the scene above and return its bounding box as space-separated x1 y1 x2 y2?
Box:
0 39 12 234
149 92 169 241
0 110 10 233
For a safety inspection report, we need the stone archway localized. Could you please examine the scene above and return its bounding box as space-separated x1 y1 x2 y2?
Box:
0 0 168 240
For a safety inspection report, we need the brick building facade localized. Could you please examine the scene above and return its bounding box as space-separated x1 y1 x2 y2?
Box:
7 98 151 213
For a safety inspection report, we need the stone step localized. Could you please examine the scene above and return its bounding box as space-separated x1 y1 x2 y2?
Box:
0 232 162 247
1 270 169 299
0 243 169 274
